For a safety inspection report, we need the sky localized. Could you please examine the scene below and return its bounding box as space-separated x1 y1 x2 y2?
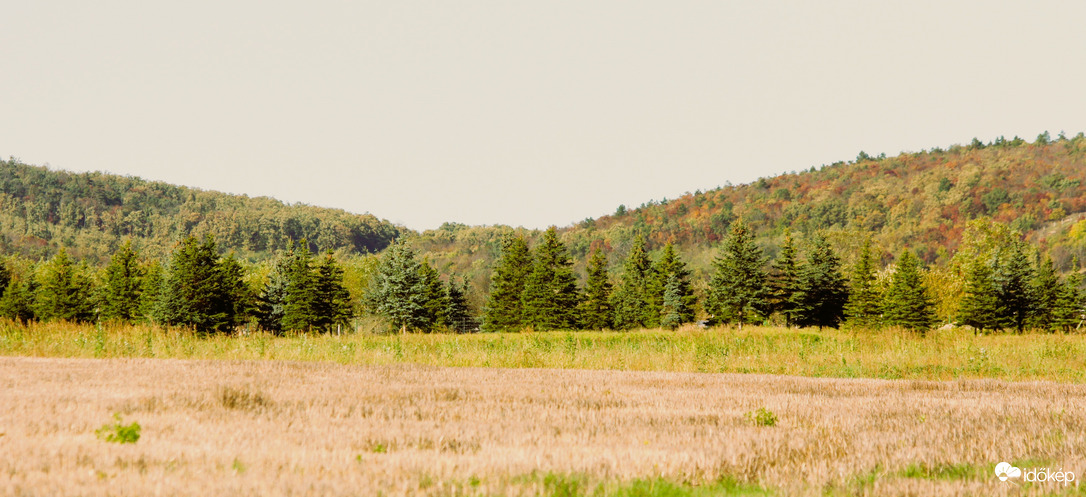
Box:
3 1 1086 231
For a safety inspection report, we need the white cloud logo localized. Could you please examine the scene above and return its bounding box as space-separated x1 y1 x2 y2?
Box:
995 462 1022 482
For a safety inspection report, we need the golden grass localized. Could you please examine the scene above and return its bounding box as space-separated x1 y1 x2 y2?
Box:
3 321 1086 383
1 357 1084 496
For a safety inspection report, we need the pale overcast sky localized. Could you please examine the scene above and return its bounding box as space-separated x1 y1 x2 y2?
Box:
3 1 1086 230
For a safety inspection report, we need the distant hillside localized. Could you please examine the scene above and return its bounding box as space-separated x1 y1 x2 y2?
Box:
0 159 404 263
413 133 1086 297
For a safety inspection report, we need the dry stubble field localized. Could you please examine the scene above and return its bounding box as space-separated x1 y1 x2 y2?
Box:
1 356 1084 496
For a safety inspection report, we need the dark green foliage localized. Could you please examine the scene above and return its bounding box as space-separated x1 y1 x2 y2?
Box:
482 236 532 332
1030 256 1061 331
520 227 581 330
579 247 613 330
611 236 657 329
98 241 144 322
707 221 769 327
994 243 1035 333
0 277 37 323
313 251 353 332
256 258 291 333
35 248 95 322
883 250 937 332
660 273 684 330
367 240 429 332
793 236 849 328
154 236 244 333
844 238 883 328
0 259 9 301
768 234 801 326
281 244 320 332
956 256 1002 333
419 260 450 331
444 278 476 333
138 261 163 322
1053 259 1084 331
652 242 696 327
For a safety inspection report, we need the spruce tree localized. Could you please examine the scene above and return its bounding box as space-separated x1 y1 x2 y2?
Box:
956 256 1002 334
610 235 655 329
138 261 162 322
793 236 849 328
844 238 883 328
660 273 684 330
367 240 429 332
652 242 696 326
0 277 37 323
155 235 242 333
482 236 532 332
994 243 1035 333
0 259 9 301
419 260 449 331
1053 259 1084 331
520 227 581 330
36 248 95 322
445 278 476 333
256 257 291 333
1029 256 1060 331
313 251 353 333
768 234 802 327
99 241 144 322
579 246 613 330
707 220 769 328
281 243 319 332
883 250 937 332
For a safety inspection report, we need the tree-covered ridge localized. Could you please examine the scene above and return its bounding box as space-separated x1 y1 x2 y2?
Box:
0 159 404 262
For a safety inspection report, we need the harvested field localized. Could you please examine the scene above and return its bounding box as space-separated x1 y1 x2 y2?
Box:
1 357 1083 496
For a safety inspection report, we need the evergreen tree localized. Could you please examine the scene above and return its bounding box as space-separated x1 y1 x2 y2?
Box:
793 236 849 328
155 235 242 333
579 246 613 330
1029 256 1060 331
610 235 656 329
138 261 162 322
652 242 696 326
482 236 532 332
313 251 353 333
445 278 476 333
994 243 1035 333
99 241 144 322
419 260 449 331
281 243 319 332
520 227 581 330
956 256 1002 334
367 240 428 332
0 277 37 323
844 238 882 328
1053 258 1084 331
660 273 684 330
0 259 9 301
36 248 95 322
707 220 769 328
217 253 252 330
256 257 291 333
883 250 937 332
768 234 801 326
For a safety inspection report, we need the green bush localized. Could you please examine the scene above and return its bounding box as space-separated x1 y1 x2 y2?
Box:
745 407 777 427
96 413 141 444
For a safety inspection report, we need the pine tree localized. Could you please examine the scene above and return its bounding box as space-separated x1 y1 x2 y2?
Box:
611 235 656 329
520 227 581 330
482 236 532 332
844 238 883 328
0 259 9 301
956 256 1002 334
445 278 476 333
1029 256 1060 331
256 257 291 333
883 250 937 332
994 243 1035 333
1053 259 1084 331
99 241 144 322
660 273 684 330
707 220 769 328
281 243 319 332
367 240 428 332
768 234 801 326
313 251 353 333
137 261 162 322
0 277 37 323
579 246 613 330
36 248 95 322
419 260 449 331
652 242 696 326
793 236 849 328
217 253 251 330
155 235 242 333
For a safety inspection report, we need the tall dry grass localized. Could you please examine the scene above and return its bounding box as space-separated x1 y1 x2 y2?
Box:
2 320 1085 382
0 357 1083 496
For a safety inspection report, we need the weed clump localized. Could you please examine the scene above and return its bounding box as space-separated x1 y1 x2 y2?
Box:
96 413 141 443
745 407 777 427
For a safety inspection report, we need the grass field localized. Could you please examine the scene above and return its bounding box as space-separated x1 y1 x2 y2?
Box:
1 357 1084 496
3 321 1086 382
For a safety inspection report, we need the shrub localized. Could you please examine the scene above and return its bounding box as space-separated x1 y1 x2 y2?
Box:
96 413 141 443
745 407 777 427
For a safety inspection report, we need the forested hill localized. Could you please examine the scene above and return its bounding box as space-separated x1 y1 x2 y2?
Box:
0 159 403 263
415 133 1086 293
